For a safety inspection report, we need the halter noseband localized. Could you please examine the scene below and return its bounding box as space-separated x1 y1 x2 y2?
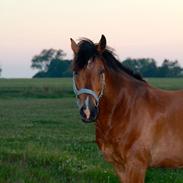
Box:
72 72 105 107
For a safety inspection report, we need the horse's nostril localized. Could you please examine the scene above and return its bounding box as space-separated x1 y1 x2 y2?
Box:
79 105 99 122
90 106 99 119
80 107 86 118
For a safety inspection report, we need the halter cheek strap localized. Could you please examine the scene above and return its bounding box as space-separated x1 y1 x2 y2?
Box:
73 73 105 106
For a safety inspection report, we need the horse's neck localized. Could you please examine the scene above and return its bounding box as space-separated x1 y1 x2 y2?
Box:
100 71 135 107
97 71 146 130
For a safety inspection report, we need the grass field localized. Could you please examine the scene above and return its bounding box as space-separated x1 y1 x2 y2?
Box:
0 78 183 183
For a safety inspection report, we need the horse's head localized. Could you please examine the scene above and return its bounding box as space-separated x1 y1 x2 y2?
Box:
70 35 107 123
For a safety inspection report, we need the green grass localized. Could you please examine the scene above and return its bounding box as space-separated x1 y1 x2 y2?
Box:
147 78 183 90
0 78 73 98
0 78 183 183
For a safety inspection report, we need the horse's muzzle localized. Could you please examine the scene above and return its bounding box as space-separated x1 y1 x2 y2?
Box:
80 105 99 123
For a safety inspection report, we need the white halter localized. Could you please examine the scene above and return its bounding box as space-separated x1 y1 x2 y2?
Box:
72 72 105 107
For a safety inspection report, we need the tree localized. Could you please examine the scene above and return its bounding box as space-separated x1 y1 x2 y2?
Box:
122 58 158 77
158 59 183 77
0 67 2 77
31 49 66 72
43 59 72 77
122 58 183 78
31 48 73 78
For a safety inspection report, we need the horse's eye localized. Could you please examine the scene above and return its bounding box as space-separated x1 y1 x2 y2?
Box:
74 71 79 76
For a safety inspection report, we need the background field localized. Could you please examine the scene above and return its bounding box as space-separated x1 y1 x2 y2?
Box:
0 78 183 183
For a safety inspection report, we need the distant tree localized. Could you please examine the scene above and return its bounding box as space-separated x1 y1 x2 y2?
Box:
122 58 158 77
31 49 73 78
47 59 72 77
157 59 183 77
31 49 66 72
0 66 2 77
122 58 183 78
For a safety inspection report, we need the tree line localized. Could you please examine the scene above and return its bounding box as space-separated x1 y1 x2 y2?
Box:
31 49 183 78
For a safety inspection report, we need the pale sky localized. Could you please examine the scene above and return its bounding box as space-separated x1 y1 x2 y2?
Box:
0 0 183 78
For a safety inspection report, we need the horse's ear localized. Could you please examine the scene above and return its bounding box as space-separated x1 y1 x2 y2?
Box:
97 35 106 53
70 38 79 54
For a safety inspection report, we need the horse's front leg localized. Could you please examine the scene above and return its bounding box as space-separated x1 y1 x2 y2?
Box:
113 164 125 183
114 159 147 183
122 159 147 183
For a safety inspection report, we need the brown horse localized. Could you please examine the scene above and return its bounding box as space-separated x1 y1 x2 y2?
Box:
70 35 183 183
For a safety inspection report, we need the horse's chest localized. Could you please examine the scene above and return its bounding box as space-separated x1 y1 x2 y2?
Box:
96 126 125 164
97 138 123 165
100 142 114 162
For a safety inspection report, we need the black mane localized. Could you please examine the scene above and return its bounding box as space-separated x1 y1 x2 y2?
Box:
73 39 98 71
73 39 145 82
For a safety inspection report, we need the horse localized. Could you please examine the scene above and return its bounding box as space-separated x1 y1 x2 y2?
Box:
70 35 183 183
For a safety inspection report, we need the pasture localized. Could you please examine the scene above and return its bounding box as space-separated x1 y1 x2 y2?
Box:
0 78 183 183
